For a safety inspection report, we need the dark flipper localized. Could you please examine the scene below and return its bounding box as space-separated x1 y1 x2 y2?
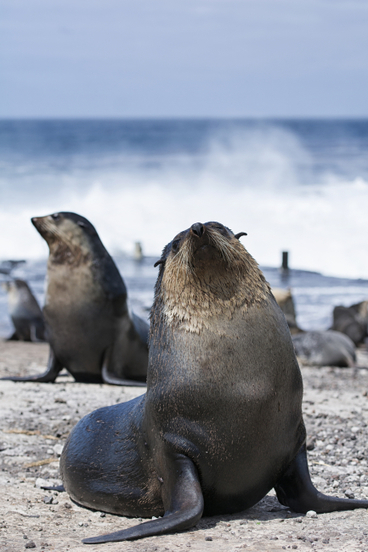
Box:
30 323 46 343
275 444 368 513
83 453 204 544
101 348 147 387
6 331 19 341
0 347 63 383
40 485 65 492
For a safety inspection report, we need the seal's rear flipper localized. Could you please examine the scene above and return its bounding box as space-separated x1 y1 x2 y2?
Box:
1 347 63 383
275 444 368 513
83 454 204 544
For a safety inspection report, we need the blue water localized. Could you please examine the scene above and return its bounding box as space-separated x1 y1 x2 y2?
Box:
0 118 368 336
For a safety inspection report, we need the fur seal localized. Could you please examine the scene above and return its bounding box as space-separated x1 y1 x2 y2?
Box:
332 302 368 346
1 212 148 385
60 221 368 545
292 330 356 367
272 287 300 334
1 279 46 342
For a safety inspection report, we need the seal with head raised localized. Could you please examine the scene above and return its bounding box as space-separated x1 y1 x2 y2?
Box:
1 212 148 385
60 221 368 545
1 279 46 342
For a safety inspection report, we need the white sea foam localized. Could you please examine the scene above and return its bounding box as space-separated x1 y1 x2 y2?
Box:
1 126 368 279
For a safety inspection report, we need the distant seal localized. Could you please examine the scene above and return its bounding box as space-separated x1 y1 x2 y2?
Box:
332 302 368 346
272 287 301 334
1 279 46 342
292 330 356 367
60 221 368 545
1 212 148 385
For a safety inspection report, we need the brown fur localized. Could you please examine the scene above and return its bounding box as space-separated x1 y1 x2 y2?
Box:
156 223 270 334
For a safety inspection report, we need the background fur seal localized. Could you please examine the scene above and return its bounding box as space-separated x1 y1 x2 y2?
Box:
332 301 368 346
1 279 46 342
292 330 356 367
60 221 368 544
1 212 148 385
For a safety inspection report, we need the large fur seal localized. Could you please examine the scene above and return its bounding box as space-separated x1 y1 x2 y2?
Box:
1 212 148 385
1 279 46 342
60 221 368 545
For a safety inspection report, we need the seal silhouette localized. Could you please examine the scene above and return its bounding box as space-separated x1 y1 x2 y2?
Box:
1 279 46 342
1 212 148 385
60 221 368 545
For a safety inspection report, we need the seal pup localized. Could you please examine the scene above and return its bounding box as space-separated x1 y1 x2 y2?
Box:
1 279 46 342
1 212 148 385
60 222 368 545
292 330 356 367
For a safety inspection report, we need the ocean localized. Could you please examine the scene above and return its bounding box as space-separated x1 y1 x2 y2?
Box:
0 118 368 337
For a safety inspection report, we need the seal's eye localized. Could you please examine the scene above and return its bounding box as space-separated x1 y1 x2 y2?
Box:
51 213 60 221
78 221 86 229
171 239 180 253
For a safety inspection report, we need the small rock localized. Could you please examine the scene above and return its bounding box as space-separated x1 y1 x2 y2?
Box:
205 536 213 541
345 490 355 499
305 510 317 518
42 496 53 504
53 444 64 457
25 542 36 549
35 478 50 489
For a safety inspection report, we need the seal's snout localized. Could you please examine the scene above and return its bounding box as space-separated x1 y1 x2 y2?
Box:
31 217 39 228
191 223 204 237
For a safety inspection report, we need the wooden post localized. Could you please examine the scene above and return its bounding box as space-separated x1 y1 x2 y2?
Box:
281 251 289 271
134 242 143 262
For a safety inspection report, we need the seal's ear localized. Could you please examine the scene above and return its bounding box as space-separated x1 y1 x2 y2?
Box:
234 232 247 240
154 259 165 268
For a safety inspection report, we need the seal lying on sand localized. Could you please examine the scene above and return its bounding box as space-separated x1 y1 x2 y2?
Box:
292 330 356 367
60 221 368 545
1 279 46 342
1 212 148 385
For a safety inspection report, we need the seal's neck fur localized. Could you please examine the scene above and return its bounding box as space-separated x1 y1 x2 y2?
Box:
152 223 271 335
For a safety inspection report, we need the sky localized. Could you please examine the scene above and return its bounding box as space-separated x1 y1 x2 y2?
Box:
1 0 368 118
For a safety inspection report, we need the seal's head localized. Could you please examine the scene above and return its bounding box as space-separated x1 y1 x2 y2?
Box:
31 212 102 265
152 222 270 333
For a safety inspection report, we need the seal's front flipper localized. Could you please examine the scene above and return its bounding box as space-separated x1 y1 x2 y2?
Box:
101 348 147 387
83 453 204 544
275 444 368 513
1 347 63 383
6 330 19 341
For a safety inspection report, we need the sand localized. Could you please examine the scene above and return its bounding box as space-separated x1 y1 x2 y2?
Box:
1 338 368 552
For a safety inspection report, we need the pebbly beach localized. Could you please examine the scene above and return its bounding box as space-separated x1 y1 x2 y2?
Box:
0 340 368 551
